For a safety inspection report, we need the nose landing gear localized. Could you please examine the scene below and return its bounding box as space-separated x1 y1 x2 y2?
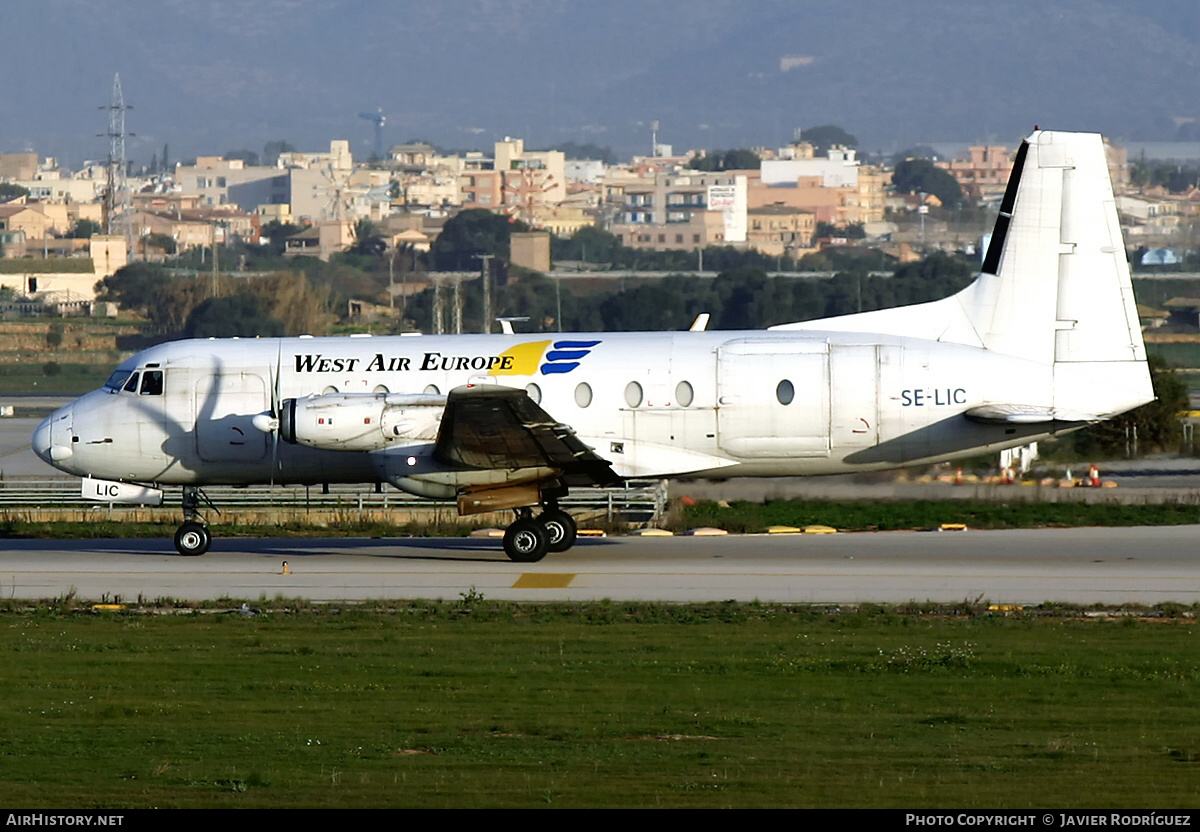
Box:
174 486 218 556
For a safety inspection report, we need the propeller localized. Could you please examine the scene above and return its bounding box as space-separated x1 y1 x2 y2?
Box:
250 343 284 486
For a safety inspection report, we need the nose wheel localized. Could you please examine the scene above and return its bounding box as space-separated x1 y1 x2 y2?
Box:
174 486 218 556
174 521 211 556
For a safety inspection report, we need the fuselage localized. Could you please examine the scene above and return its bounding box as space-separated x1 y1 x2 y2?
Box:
33 328 1065 489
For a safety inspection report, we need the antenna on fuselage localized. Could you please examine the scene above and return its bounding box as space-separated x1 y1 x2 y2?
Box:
688 313 710 332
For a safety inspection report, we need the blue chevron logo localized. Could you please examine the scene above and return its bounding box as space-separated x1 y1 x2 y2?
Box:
540 340 601 375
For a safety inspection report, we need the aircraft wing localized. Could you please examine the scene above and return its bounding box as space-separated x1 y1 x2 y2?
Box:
433 385 621 487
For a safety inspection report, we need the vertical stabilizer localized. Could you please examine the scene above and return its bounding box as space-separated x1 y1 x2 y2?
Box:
960 130 1145 366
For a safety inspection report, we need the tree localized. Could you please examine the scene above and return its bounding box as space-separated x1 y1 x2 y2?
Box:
0 183 29 202
95 262 174 311
66 219 104 239
260 220 304 256
184 292 285 338
1075 355 1188 457
143 232 177 254
224 149 260 166
815 221 866 240
347 218 387 257
801 125 858 156
688 148 761 171
892 145 940 164
432 209 528 271
263 140 297 167
551 226 621 263
893 158 963 208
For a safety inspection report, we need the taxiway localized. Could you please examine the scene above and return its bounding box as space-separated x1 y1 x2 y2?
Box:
1 526 1197 604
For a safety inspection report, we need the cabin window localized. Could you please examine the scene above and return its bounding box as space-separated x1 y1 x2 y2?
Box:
373 384 389 394
574 382 592 408
424 384 440 395
525 383 542 404
123 372 140 393
624 381 643 408
776 379 794 405
676 381 694 407
322 385 339 395
139 371 164 396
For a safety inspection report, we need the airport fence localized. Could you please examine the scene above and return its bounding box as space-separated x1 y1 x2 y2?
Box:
0 477 669 527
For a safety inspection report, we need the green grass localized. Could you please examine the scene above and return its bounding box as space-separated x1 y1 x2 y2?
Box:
675 498 1200 533
0 258 94 274
6 500 1200 543
2 601 1200 808
0 362 111 394
0 517 481 540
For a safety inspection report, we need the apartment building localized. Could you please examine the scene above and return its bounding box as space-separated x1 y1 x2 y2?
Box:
608 171 748 251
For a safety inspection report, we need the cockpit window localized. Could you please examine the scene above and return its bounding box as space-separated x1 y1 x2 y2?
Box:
104 370 132 391
123 372 140 393
139 370 164 396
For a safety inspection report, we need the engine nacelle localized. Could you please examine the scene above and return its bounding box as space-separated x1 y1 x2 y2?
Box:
281 392 446 452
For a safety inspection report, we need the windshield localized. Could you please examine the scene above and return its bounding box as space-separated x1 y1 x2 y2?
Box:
103 369 133 391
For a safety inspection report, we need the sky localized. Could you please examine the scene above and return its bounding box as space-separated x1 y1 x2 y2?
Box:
3 0 1200 168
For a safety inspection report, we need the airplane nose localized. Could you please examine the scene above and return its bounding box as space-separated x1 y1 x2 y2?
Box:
32 415 53 463
32 406 73 466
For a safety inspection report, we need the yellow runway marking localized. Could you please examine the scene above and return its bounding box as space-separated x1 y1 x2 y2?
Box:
513 573 576 589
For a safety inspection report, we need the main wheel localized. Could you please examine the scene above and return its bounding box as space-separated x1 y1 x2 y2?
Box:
503 517 549 563
539 508 577 553
174 521 211 556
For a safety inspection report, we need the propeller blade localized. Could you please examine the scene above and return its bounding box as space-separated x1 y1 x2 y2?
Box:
269 342 283 487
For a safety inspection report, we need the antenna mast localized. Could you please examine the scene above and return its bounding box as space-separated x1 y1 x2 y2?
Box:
99 74 133 249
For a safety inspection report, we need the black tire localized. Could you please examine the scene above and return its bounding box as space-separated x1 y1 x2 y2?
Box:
503 517 549 563
174 521 211 556
539 508 577 553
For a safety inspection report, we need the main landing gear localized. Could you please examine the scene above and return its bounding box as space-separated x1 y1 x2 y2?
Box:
174 486 216 556
501 502 578 563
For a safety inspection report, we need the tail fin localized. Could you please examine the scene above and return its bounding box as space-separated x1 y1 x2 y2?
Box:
961 130 1145 366
774 129 1153 418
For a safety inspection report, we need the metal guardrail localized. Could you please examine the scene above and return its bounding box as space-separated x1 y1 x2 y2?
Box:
0 478 668 525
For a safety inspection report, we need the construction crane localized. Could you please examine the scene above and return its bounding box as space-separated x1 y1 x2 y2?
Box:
358 108 386 160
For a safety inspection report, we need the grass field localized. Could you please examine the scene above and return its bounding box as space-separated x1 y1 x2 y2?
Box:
676 498 1200 533
3 600 1200 809
3 499 1200 543
0 361 111 395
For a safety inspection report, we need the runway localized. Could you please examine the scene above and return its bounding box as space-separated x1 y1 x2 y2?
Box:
2 525 1199 605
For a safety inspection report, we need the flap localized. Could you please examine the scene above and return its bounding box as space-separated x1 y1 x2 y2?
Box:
433 385 621 486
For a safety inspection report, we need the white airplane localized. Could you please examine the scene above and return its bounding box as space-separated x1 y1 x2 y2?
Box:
32 130 1153 562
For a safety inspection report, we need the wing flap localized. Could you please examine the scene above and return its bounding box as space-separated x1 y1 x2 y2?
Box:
433 385 621 486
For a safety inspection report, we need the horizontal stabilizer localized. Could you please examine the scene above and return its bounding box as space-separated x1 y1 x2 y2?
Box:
964 404 1096 425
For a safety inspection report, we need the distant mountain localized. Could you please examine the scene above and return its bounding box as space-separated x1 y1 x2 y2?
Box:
3 0 1199 166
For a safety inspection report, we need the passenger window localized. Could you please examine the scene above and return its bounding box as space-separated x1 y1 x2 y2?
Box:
676 380 694 407
624 381 643 408
123 372 140 393
574 382 592 408
139 371 164 396
776 379 795 405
